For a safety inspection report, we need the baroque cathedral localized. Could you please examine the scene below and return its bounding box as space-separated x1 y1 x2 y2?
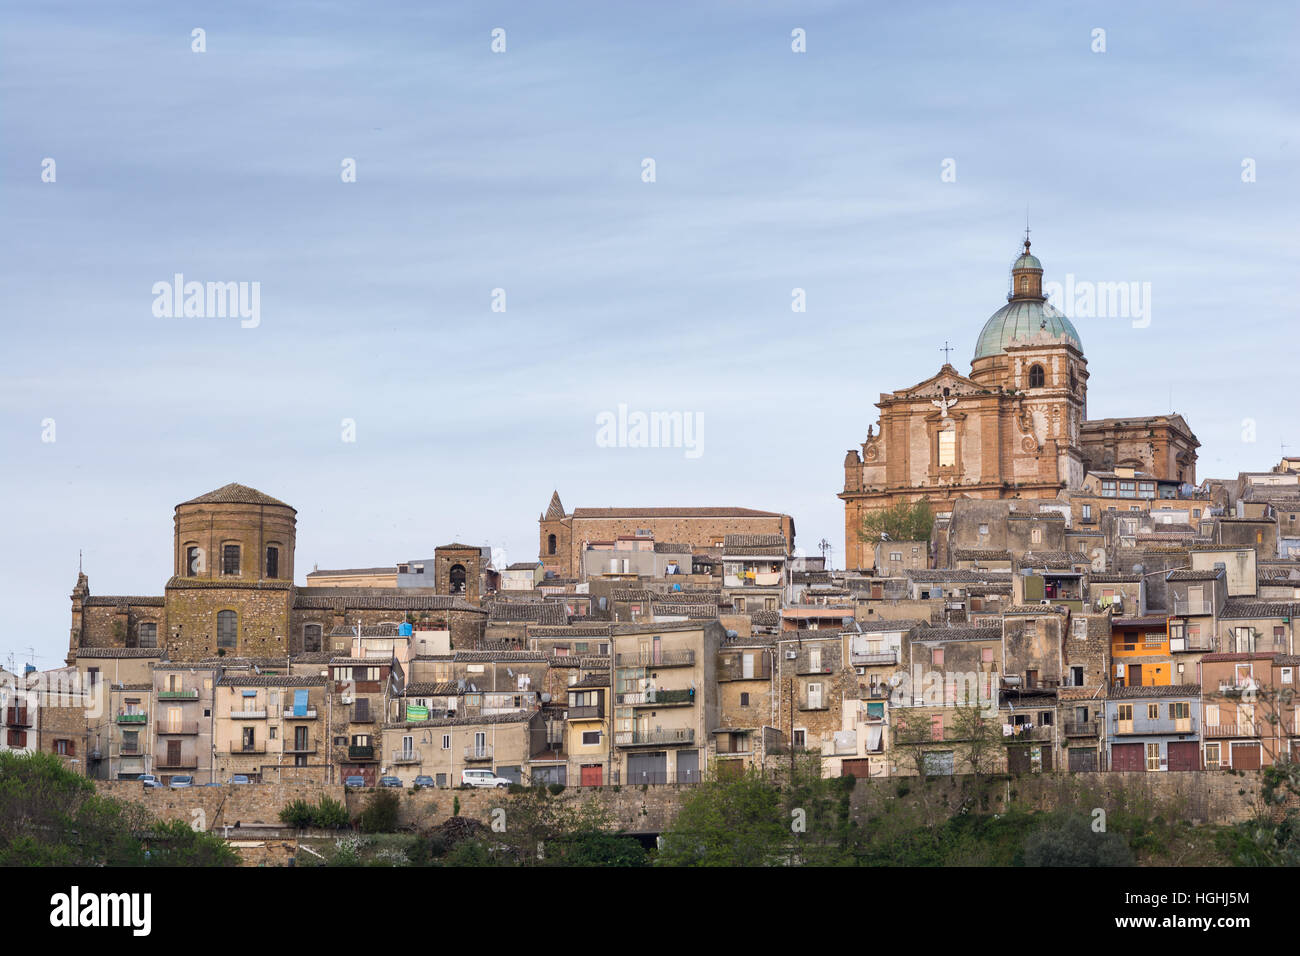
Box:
840 237 1200 569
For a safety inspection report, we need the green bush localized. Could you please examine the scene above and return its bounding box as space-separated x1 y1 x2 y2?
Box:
279 794 350 829
547 783 566 795
358 789 401 833
279 799 315 828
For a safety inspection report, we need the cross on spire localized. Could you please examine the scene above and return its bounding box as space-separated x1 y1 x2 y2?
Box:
940 340 954 364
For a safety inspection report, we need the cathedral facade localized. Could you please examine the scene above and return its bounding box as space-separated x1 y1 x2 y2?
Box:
840 238 1199 570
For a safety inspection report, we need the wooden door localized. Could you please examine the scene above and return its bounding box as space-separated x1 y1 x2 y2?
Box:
1110 742 1144 771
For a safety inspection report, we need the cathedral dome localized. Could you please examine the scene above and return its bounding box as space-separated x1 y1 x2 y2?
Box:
973 299 1082 359
972 236 1082 360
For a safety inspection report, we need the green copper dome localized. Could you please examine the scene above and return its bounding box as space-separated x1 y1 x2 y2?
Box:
974 299 1081 359
1012 253 1041 270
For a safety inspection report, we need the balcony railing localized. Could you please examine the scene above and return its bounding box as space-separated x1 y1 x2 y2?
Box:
284 739 317 754
157 721 200 735
1205 724 1258 739
1005 725 1054 741
463 746 493 762
567 705 604 719
282 708 319 719
620 688 696 707
5 708 32 727
116 712 147 724
616 650 696 668
156 755 198 769
230 742 266 754
614 728 695 747
1063 720 1100 737
157 689 199 700
391 749 422 764
1114 718 1199 736
348 744 376 760
349 711 376 724
230 708 268 719
852 651 899 666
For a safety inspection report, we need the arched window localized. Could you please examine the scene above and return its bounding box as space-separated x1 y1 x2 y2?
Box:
184 545 201 577
265 545 279 579
217 610 237 649
222 544 240 575
449 564 467 594
547 534 557 555
1029 364 1045 388
1019 276 1030 294
303 623 322 653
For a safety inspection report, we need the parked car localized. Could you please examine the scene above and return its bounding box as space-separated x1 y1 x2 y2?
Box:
461 769 511 789
168 775 194 789
413 775 435 789
344 775 366 788
229 774 250 785
378 776 402 788
139 774 162 789
203 781 222 787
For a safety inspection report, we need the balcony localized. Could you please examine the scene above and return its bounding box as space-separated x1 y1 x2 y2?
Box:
349 710 377 724
620 688 696 707
1006 725 1054 741
116 713 147 725
464 746 493 762
391 749 422 765
852 651 899 667
230 708 268 719
116 746 145 757
614 728 695 747
5 708 31 727
348 744 376 761
567 705 604 719
1063 720 1100 737
284 739 317 754
157 721 200 735
1205 724 1258 739
156 755 198 769
230 742 266 754
1114 718 1199 736
157 689 199 700
616 650 695 668
282 708 319 720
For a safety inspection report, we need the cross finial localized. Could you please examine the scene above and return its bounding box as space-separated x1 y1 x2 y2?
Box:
940 340 953 364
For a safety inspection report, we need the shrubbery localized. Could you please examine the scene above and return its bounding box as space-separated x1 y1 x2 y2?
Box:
279 794 351 829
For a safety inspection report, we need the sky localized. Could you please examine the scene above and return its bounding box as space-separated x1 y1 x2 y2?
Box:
2 1 1297 669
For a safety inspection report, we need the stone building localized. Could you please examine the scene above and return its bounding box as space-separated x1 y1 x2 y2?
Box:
840 238 1199 569
68 483 488 663
539 491 795 579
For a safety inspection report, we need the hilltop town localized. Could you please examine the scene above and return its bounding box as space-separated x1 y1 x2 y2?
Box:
6 242 1299 788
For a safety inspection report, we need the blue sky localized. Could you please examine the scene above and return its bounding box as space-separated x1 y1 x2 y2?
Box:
2 1 1297 668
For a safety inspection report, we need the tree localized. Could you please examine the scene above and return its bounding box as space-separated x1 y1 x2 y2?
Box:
948 705 1005 807
1021 814 1134 867
859 499 934 545
656 769 788 866
0 751 147 866
357 789 401 833
145 819 239 866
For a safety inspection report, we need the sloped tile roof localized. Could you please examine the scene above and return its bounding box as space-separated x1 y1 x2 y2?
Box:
178 483 292 509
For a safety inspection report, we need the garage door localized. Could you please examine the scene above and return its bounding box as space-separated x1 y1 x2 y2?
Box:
1068 748 1098 772
580 764 603 787
841 758 873 778
1110 743 1145 772
1230 742 1261 770
626 751 667 785
1167 741 1201 771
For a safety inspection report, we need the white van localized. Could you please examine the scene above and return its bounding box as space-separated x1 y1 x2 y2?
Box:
461 769 511 788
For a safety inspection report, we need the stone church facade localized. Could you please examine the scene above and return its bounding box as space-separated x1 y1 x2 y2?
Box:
840 238 1199 570
68 483 488 662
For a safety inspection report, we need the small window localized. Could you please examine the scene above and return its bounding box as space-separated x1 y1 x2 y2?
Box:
442 735 451 750
222 544 240 576
303 624 322 653
932 648 944 667
1029 364 1045 388
138 623 157 648
265 546 279 579
740 692 750 706
581 731 601 746
1147 703 1159 720
185 546 201 576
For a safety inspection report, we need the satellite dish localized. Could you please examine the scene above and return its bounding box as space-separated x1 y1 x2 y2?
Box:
540 693 551 703
724 630 738 639
1132 564 1144 575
